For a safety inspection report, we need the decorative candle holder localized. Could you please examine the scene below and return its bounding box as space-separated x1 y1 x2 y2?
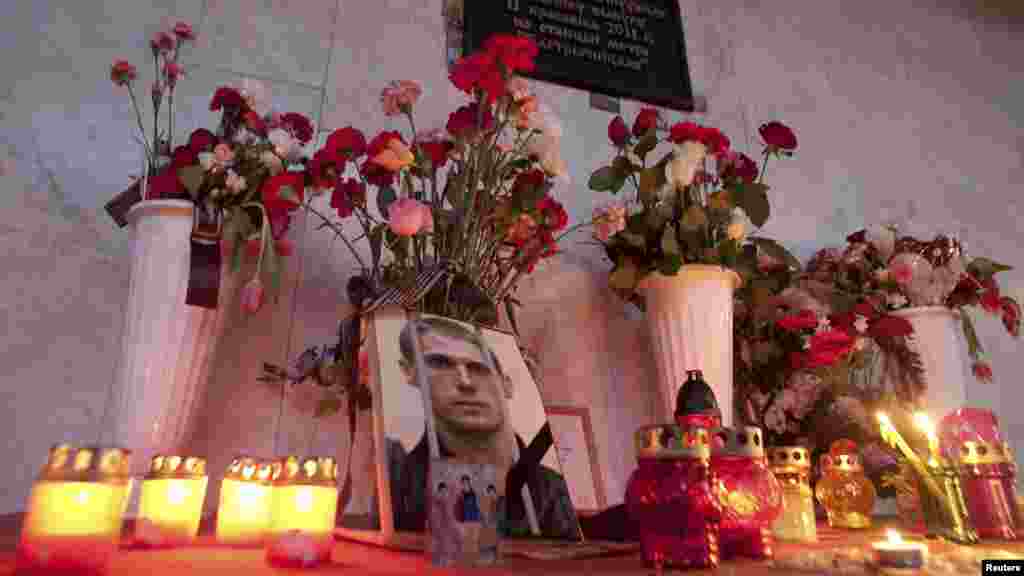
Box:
710 427 781 560
815 440 876 529
918 461 979 544
871 529 927 572
939 408 1021 540
674 369 722 431
624 425 722 571
265 456 339 568
16 444 132 576
136 455 208 547
216 455 275 546
768 446 817 542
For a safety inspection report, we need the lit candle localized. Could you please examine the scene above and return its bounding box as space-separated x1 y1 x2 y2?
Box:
876 413 944 500
17 444 132 576
136 455 208 547
216 456 274 546
265 456 338 568
912 412 941 463
872 529 927 570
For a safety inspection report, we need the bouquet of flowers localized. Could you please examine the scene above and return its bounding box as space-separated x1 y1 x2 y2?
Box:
587 109 801 304
805 227 1020 381
261 34 575 417
109 20 317 313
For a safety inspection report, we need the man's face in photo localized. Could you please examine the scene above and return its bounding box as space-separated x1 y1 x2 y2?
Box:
415 329 508 435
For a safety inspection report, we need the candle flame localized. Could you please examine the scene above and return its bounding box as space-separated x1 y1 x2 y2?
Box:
886 529 902 544
876 412 891 426
913 412 936 437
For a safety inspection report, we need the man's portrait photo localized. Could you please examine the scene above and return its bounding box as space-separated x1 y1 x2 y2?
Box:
372 311 580 541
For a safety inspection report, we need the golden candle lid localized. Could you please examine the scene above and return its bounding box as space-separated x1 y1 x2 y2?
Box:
145 454 207 479
769 446 811 474
956 441 1013 465
270 456 338 487
635 425 711 460
37 443 132 483
224 455 275 484
712 426 765 459
820 452 863 472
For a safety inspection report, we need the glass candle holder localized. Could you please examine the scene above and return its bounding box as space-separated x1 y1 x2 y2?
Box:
625 425 721 571
768 446 817 543
918 460 979 544
136 455 208 547
216 456 275 546
17 444 132 576
815 441 876 529
710 427 781 560
265 456 339 568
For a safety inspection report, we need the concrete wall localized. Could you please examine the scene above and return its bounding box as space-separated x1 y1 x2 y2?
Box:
0 0 1021 515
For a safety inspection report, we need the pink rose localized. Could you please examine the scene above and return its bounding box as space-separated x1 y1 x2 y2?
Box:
213 143 235 166
387 198 432 236
592 203 626 242
241 277 264 314
380 80 422 117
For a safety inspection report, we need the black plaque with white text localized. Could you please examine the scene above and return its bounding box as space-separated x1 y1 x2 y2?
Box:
463 0 694 111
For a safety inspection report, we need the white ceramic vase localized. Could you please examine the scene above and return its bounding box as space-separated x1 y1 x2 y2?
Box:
891 306 970 420
638 265 741 426
110 200 228 514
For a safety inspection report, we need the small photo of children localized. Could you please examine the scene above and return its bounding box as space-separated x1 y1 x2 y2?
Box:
429 461 500 566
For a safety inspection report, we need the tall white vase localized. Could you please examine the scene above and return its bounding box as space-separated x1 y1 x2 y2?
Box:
639 265 741 426
111 200 227 514
891 306 970 420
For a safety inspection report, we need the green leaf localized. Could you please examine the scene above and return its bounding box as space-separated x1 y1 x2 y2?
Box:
609 259 639 291
177 165 205 199
588 166 626 194
734 182 770 227
315 396 344 418
638 165 664 204
377 186 397 215
658 253 683 275
968 257 1013 283
748 236 801 270
661 223 681 255
634 132 659 159
401 172 415 198
961 311 983 360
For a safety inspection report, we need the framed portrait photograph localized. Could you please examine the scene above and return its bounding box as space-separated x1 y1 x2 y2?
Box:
544 406 607 514
336 306 581 547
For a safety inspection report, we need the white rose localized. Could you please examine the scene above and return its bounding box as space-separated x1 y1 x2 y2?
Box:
269 129 300 161
665 141 706 190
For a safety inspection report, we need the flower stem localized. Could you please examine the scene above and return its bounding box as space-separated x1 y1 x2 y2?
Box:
303 200 370 272
126 84 154 169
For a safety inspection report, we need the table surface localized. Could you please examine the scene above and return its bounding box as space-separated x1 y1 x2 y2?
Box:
2 514 1023 575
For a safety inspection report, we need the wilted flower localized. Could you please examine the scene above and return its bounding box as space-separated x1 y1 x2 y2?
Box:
241 277 264 314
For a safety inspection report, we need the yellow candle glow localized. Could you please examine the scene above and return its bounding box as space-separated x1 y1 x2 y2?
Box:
872 529 927 569
913 412 941 461
16 444 132 575
266 456 339 568
216 456 274 546
136 455 208 546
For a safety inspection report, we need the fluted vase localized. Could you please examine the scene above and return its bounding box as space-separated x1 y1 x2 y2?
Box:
111 200 229 515
639 265 741 426
891 306 970 419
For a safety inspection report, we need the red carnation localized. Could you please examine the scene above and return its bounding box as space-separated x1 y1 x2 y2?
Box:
1001 297 1021 337
163 62 184 87
608 116 629 147
172 21 196 41
698 126 729 156
668 121 701 144
330 178 365 218
308 148 341 190
361 131 404 187
484 34 539 73
187 129 216 154
151 32 175 53
866 315 914 339
279 112 315 145
110 60 137 86
759 121 798 152
326 127 367 160
146 167 184 200
972 361 993 383
980 278 1002 314
450 52 505 103
243 110 267 137
537 196 568 231
416 140 453 172
261 172 305 215
446 102 495 138
210 86 244 111
171 146 197 170
632 108 659 137
720 152 758 183
776 310 818 332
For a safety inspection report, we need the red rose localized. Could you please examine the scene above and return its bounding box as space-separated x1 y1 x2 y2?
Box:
171 146 197 169
537 196 568 231
187 129 216 154
697 126 729 156
172 21 196 41
776 310 818 332
243 110 267 137
210 86 244 111
446 102 495 138
279 112 315 145
1000 297 1021 337
607 116 629 147
632 108 659 137
326 127 367 160
262 172 305 214
972 361 993 383
484 34 539 74
759 121 797 152
361 131 405 187
416 140 453 172
330 178 365 218
720 152 758 183
668 121 701 144
110 60 137 86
